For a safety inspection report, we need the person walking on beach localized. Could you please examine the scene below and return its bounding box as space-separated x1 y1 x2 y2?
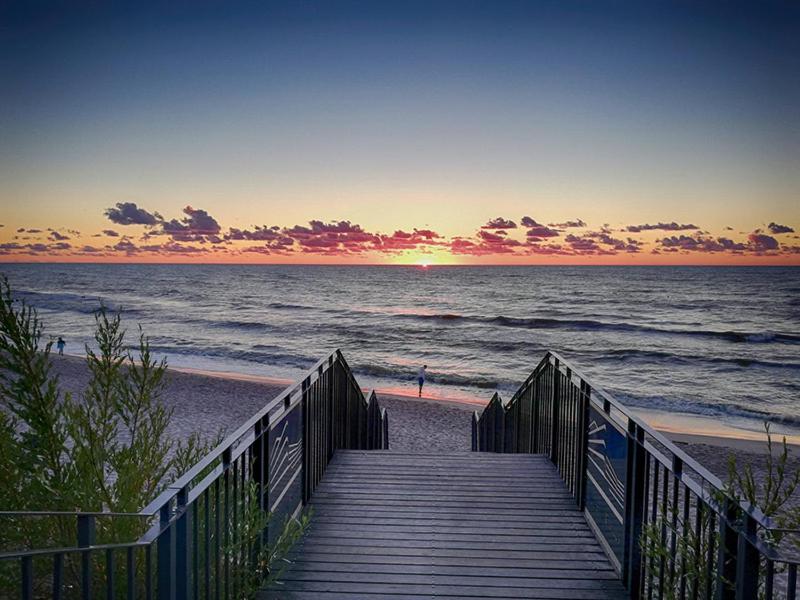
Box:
56 336 66 356
417 365 427 397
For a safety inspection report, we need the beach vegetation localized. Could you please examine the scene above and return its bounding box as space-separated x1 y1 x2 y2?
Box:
726 423 800 545
640 423 800 599
0 278 307 597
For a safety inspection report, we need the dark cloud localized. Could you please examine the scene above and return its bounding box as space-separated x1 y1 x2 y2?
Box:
520 216 560 238
0 242 24 254
105 202 159 226
481 217 517 230
162 206 221 239
525 226 560 238
522 243 570 256
748 233 779 252
659 235 749 253
450 239 495 256
581 231 643 253
227 225 282 241
284 220 380 254
564 234 605 254
112 239 139 254
374 229 444 252
160 241 210 254
549 219 586 228
520 216 543 228
625 222 699 233
477 230 508 243
768 222 794 234
49 231 69 241
102 229 120 237
451 230 521 255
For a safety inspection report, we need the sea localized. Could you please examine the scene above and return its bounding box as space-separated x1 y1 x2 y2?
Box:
2 264 799 436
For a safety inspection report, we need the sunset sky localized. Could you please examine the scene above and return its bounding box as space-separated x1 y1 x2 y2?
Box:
1 1 798 264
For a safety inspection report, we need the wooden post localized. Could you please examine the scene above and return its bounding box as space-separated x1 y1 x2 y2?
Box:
471 412 478 452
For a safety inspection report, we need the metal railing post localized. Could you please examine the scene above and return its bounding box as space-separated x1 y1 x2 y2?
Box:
624 421 646 596
735 514 758 599
175 487 190 600
577 381 591 510
301 378 310 504
549 358 560 464
384 409 390 449
77 514 96 600
157 503 175 600
328 356 335 458
717 500 738 600
21 556 32 600
531 379 540 453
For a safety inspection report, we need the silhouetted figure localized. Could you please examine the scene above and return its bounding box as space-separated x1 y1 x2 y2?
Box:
56 337 65 356
418 365 427 397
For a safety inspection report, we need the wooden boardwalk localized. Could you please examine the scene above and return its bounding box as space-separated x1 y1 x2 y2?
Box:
260 450 627 599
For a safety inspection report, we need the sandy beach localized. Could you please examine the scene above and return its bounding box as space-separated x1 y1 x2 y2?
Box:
50 354 799 492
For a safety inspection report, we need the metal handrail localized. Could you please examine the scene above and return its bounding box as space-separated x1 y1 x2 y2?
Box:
473 350 799 600
0 349 388 599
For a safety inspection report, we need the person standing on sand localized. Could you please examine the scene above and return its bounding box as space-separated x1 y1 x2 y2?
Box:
417 365 427 397
56 336 65 355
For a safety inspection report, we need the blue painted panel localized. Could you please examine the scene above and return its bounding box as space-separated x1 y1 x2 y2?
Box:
267 403 303 546
585 405 627 565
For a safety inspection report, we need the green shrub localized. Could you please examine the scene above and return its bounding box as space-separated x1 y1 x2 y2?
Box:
0 278 308 598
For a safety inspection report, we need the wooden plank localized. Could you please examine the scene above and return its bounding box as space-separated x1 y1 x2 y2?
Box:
285 552 617 570
280 570 625 589
286 561 618 578
260 580 625 598
283 543 609 560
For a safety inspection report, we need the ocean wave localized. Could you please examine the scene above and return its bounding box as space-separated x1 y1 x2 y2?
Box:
149 344 312 370
614 392 800 428
210 319 274 333
353 363 501 390
12 289 141 316
397 312 800 345
266 302 317 311
596 349 800 371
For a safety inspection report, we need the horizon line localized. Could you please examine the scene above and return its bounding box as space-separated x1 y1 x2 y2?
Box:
1 261 798 268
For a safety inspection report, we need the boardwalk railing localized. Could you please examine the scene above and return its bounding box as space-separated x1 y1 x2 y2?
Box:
0 349 387 599
472 350 799 600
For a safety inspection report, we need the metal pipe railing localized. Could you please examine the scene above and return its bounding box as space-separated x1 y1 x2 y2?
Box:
0 349 388 599
473 350 799 600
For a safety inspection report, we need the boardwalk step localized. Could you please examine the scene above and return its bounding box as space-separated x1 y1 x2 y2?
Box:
259 450 626 600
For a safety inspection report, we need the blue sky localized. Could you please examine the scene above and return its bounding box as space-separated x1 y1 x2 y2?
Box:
1 1 798 263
